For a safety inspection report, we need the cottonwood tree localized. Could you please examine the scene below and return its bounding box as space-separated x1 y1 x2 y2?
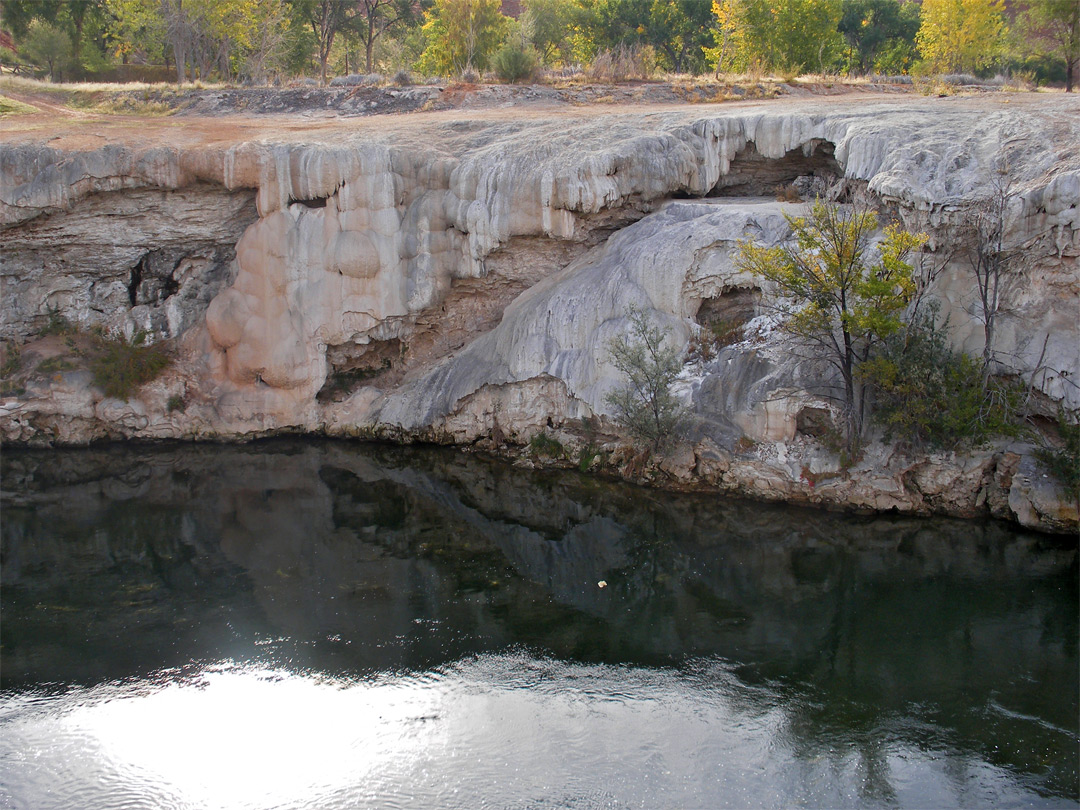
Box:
522 0 571 65
418 0 509 75
737 201 925 449
243 0 291 82
838 0 919 74
916 0 1007 73
606 306 686 453
644 0 714 73
105 0 168 66
1020 0 1080 92
355 0 419 74
292 0 351 84
708 0 844 73
704 0 742 75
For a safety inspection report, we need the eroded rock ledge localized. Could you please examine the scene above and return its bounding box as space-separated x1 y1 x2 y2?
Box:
1 96 1077 533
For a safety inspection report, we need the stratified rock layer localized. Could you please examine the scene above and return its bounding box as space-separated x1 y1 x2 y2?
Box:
2 96 1077 532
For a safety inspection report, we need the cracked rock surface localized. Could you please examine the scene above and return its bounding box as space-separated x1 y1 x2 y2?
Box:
2 94 1077 531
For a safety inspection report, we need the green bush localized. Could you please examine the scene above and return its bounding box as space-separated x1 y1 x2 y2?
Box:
606 306 686 453
578 444 600 471
1036 408 1080 501
493 43 538 83
1 341 21 378
39 307 75 336
90 330 172 400
529 432 565 458
862 311 1023 450
37 356 76 373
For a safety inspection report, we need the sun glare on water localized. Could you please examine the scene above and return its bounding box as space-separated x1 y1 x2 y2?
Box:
62 663 443 809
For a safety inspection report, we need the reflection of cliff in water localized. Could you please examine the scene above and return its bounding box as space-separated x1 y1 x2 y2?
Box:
2 440 1077 794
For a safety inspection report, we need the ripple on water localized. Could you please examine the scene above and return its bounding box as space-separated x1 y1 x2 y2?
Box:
0 657 1073 809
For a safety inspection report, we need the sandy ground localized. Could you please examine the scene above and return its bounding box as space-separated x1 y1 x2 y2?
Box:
3 81 1069 153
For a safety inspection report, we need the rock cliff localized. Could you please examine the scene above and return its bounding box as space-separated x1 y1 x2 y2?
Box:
2 95 1077 532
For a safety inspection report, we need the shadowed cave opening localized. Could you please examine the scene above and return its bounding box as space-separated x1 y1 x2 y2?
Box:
694 287 761 345
688 287 762 363
318 338 402 402
128 250 182 308
289 196 328 209
708 140 841 198
796 407 839 440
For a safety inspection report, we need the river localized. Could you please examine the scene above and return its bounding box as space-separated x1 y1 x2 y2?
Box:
1 440 1077 809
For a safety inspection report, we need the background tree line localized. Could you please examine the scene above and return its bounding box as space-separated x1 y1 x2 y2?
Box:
0 0 1076 89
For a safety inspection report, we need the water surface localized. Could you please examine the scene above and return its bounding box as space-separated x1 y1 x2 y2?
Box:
2 440 1077 808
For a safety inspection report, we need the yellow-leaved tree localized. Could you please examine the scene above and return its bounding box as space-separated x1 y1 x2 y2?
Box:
702 0 744 75
418 0 510 76
737 202 926 449
704 0 844 74
916 0 1007 73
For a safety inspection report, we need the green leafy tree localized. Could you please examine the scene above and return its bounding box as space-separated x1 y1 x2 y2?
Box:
861 307 1023 450
571 0 649 59
0 0 44 41
104 0 168 67
709 0 845 74
241 0 292 82
737 201 926 449
64 0 107 72
282 0 319 74
522 0 572 64
1020 0 1080 91
872 36 918 74
645 0 714 73
916 0 1007 73
353 0 421 73
418 0 509 75
605 306 686 453
291 0 352 84
493 8 539 81
838 0 919 74
21 19 74 81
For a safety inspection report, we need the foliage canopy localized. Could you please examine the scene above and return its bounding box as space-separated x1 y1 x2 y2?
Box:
737 200 925 447
860 308 1023 450
605 306 686 453
916 0 1007 73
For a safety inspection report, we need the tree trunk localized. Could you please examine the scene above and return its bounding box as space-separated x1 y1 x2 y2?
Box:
1067 58 1075 93
175 43 186 85
981 318 996 388
841 328 860 450
72 14 84 77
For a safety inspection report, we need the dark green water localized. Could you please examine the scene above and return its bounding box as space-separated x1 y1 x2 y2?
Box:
1 440 1077 809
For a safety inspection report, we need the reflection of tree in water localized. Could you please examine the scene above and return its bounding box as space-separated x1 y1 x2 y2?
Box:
2 440 1077 799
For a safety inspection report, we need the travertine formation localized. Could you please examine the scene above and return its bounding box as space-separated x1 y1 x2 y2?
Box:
2 96 1077 531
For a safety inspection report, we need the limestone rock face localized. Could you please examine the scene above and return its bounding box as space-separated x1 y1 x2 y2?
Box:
2 97 1078 531
375 199 796 433
1 186 256 341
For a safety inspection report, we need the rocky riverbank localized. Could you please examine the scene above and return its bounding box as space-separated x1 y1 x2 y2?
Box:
1 92 1077 532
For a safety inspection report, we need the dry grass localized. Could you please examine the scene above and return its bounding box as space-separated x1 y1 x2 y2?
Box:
0 76 183 116
0 74 224 94
0 94 39 116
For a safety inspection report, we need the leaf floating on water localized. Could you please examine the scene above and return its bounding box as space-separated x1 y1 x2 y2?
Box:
597 580 607 589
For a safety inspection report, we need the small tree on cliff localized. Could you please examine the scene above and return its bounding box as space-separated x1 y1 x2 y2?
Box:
606 306 686 453
963 168 1023 388
737 201 925 451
